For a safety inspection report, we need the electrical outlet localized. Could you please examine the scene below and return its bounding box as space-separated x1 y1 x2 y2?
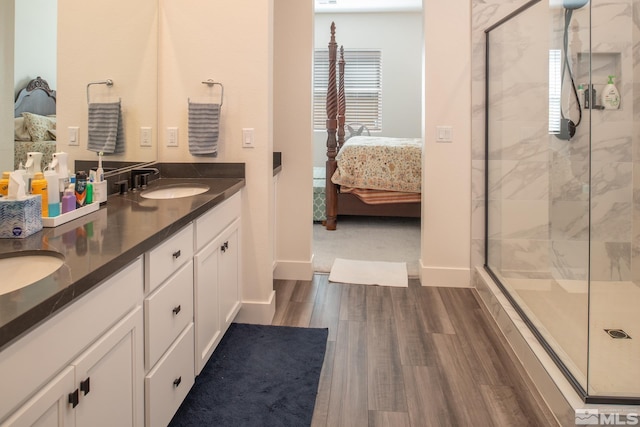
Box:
167 127 178 147
141 127 152 147
242 128 254 148
68 127 80 146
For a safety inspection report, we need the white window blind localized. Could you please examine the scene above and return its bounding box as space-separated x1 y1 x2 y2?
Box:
313 49 383 131
548 49 561 134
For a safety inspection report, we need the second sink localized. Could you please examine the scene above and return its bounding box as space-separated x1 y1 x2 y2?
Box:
141 183 210 200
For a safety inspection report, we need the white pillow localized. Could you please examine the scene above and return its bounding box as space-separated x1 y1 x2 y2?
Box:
14 117 31 141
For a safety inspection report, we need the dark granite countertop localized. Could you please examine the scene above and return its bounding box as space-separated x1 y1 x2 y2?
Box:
0 164 246 351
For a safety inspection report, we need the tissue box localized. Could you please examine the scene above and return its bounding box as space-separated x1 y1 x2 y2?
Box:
0 195 43 238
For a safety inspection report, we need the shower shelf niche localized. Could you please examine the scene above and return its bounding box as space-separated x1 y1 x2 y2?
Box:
576 51 622 105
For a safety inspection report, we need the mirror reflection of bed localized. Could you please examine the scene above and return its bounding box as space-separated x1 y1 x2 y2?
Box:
13 77 57 171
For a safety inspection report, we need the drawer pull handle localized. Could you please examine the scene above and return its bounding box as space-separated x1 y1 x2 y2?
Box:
221 241 229 252
80 377 91 395
173 376 182 388
68 389 79 408
172 305 182 315
172 250 181 259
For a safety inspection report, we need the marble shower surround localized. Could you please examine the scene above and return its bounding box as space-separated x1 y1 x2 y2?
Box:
473 0 640 400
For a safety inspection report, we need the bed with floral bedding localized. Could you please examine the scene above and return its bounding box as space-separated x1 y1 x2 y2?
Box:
323 24 421 230
13 77 57 170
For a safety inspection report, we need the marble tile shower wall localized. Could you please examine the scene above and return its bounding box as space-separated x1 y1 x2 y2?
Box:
472 0 531 274
486 5 552 279
472 0 639 284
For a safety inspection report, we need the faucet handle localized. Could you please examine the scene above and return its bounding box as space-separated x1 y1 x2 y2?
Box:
140 173 150 189
132 174 141 191
115 179 128 195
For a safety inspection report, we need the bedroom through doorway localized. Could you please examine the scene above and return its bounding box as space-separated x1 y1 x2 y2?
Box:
311 1 423 277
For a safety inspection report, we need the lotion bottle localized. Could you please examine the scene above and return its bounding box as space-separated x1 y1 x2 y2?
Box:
62 185 76 214
602 75 620 110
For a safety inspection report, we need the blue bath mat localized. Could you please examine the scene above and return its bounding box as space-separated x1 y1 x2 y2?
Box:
168 323 328 427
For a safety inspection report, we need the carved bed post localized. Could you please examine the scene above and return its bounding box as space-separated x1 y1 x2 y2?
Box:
337 46 346 150
325 23 339 230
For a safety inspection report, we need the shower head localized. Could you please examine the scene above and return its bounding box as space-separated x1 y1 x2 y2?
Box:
563 0 588 9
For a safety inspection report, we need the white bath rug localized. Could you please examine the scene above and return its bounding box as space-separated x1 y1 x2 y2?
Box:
328 258 408 287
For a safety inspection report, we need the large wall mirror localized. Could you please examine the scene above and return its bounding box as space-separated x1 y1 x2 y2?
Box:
2 0 157 175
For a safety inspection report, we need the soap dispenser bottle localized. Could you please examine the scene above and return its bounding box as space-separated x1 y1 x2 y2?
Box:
602 75 620 110
25 152 43 189
51 152 70 200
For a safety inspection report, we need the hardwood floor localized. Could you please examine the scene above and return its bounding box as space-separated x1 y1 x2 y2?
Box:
272 274 559 427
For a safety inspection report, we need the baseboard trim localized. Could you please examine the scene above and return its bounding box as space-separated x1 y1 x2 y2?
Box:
235 290 276 325
419 263 471 287
273 258 314 281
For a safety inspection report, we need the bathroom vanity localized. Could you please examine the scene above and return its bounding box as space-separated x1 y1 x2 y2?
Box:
0 166 245 426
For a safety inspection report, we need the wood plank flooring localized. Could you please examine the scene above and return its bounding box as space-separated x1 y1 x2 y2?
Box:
272 274 559 427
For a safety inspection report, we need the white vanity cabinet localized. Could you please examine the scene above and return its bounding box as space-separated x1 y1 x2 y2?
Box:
0 259 144 427
143 224 195 427
194 192 242 375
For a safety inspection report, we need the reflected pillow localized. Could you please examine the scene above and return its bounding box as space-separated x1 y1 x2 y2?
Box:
14 117 31 141
21 112 57 141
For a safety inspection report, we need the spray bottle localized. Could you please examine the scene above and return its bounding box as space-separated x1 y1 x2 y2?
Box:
51 152 70 201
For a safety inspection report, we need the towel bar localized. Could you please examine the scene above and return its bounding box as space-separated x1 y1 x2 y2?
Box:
200 79 224 106
86 79 114 104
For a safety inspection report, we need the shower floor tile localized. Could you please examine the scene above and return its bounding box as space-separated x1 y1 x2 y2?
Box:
500 276 640 397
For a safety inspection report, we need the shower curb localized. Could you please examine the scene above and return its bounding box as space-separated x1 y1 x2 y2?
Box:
474 266 577 426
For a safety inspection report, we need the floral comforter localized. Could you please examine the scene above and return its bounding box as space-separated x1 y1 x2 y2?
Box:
331 136 422 193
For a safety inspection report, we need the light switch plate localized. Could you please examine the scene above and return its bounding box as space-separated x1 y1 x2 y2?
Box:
436 126 453 143
68 127 79 146
242 128 255 148
167 127 178 147
141 127 152 147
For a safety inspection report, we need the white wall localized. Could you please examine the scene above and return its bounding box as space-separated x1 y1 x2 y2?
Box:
158 0 276 323
313 12 422 167
273 0 314 280
14 0 57 96
0 1 15 173
57 0 158 169
420 0 472 287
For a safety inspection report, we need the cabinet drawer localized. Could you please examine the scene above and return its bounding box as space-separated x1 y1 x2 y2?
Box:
145 323 194 427
146 223 194 293
195 192 241 250
145 260 194 370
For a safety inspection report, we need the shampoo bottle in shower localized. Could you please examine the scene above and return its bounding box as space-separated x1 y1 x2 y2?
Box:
602 75 620 110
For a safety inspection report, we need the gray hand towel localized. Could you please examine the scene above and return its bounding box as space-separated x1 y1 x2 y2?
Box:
188 102 220 156
88 101 125 154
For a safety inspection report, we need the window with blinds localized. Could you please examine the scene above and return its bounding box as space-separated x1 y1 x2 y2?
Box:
313 49 383 131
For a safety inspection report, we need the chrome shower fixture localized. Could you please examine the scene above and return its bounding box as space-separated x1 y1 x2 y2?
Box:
563 0 588 9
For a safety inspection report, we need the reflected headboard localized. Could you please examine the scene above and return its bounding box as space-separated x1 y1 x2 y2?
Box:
14 77 57 118
13 77 57 169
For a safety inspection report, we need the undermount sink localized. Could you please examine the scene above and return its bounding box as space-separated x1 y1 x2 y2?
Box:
0 251 65 296
141 184 210 200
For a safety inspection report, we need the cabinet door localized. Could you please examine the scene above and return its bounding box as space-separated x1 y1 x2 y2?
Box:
219 225 240 332
72 307 144 427
194 238 221 375
0 367 75 427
